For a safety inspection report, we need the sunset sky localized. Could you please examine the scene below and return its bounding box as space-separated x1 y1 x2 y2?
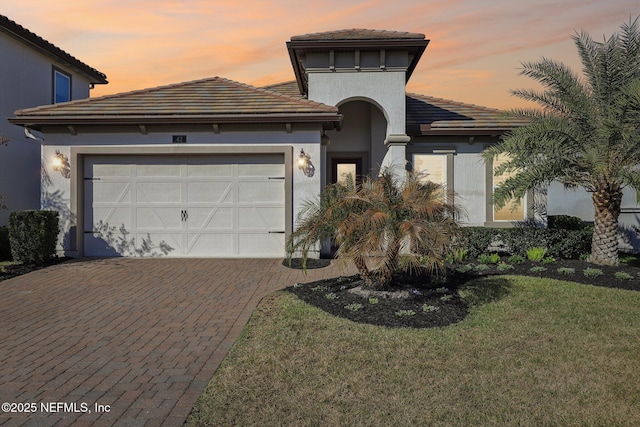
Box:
4 0 638 109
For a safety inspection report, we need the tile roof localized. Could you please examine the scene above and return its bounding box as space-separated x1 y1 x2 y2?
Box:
291 29 426 41
11 77 341 129
406 93 528 135
261 81 304 98
0 14 107 84
264 82 525 135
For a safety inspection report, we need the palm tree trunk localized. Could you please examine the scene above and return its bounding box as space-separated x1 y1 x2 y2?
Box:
589 185 622 266
376 241 400 290
353 255 376 288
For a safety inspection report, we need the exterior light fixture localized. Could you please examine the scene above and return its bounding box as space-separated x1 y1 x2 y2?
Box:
297 149 315 177
52 150 71 179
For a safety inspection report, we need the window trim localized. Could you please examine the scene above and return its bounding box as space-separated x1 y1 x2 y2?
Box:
52 66 72 104
484 154 532 226
411 151 455 202
411 152 454 184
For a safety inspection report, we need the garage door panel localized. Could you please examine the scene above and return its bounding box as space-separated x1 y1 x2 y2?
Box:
186 233 234 256
187 181 233 203
238 181 285 203
136 207 182 229
238 207 284 230
188 207 234 230
93 182 131 203
93 208 132 229
237 162 284 177
132 232 179 256
187 162 234 177
92 163 132 177
137 163 182 177
137 182 182 203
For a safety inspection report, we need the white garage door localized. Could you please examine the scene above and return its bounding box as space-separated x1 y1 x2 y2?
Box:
84 154 286 257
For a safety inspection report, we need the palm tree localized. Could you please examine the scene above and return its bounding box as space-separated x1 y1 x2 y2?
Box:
483 18 640 266
287 170 461 289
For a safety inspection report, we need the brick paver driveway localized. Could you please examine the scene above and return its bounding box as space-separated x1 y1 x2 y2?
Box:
0 258 354 426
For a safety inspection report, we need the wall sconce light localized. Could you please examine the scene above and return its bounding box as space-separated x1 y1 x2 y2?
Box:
52 150 71 179
297 149 315 177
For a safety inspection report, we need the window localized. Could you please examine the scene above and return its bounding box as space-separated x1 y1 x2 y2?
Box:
492 154 525 221
413 154 446 185
53 68 71 103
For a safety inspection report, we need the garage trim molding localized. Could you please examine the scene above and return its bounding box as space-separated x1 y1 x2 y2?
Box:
70 145 293 257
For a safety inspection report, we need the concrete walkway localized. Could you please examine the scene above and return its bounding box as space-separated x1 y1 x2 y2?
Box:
0 258 355 427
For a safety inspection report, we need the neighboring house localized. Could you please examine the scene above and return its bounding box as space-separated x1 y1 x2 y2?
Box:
0 14 107 225
12 28 620 258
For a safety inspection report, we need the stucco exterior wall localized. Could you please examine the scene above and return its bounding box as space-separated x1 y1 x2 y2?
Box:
0 33 93 224
408 138 498 226
308 71 407 136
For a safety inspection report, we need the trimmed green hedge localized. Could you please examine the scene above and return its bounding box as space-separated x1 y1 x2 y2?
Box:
9 210 59 263
0 225 11 261
547 215 589 230
459 225 592 260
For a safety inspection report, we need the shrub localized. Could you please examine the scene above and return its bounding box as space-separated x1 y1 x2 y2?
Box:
497 262 515 272
547 215 588 230
614 271 633 280
530 266 547 273
395 310 416 317
454 264 474 273
344 303 363 312
557 267 575 275
583 268 603 278
459 227 497 258
9 210 59 263
507 255 525 265
546 227 592 260
477 253 500 264
541 256 556 264
446 248 468 264
501 227 547 257
287 170 461 289
526 247 547 262
0 225 11 261
500 226 591 259
475 264 491 272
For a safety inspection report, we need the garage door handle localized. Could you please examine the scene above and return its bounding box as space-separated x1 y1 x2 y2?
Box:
268 231 285 234
181 210 188 221
268 177 285 180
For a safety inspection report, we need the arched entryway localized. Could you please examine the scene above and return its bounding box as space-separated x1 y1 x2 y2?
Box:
324 99 388 185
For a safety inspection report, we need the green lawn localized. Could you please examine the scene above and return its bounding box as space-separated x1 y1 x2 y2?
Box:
187 275 640 426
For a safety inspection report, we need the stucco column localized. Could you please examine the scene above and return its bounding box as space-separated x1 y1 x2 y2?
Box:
380 134 410 182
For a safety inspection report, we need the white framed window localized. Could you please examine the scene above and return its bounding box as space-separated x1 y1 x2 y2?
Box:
53 68 71 103
492 153 525 221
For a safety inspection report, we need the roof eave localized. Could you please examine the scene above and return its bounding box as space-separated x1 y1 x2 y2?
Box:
419 126 514 136
287 38 429 95
0 17 108 84
9 112 343 131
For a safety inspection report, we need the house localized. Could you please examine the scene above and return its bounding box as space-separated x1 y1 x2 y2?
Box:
0 14 108 225
8 29 567 258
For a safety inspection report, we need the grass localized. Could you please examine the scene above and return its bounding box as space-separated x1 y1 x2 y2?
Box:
187 275 640 426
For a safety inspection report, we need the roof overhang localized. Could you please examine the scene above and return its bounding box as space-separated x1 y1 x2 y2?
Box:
0 15 108 85
9 112 343 132
287 38 429 95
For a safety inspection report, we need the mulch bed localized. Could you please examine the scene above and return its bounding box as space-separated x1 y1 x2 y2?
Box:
285 258 640 329
0 257 70 282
